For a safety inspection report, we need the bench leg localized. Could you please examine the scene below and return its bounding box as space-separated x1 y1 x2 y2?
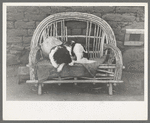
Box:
38 83 42 95
108 83 113 95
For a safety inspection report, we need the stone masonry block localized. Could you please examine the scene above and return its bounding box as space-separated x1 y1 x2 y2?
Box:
72 7 84 12
82 29 86 35
116 41 125 51
7 36 22 43
7 29 28 37
122 21 144 30
81 6 94 13
7 13 24 21
93 6 115 13
7 54 20 66
57 7 74 13
7 21 14 28
116 6 144 14
23 36 32 44
36 21 41 27
39 6 52 14
25 13 47 21
23 43 30 48
49 7 59 14
26 6 40 14
102 14 135 22
15 6 27 12
107 21 129 28
107 21 119 28
67 28 72 35
28 29 35 36
112 26 122 35
92 13 102 17
72 29 82 35
7 6 18 13
66 21 87 29
82 28 94 36
7 6 27 13
116 34 125 42
15 20 35 29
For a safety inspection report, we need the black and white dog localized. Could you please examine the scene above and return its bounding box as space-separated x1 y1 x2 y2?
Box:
49 40 96 72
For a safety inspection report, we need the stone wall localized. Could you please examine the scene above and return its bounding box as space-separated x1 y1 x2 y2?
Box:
7 6 145 93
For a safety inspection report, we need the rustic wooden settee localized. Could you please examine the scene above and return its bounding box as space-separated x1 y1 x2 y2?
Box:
26 12 124 95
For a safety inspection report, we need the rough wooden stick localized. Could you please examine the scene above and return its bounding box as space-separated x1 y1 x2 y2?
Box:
86 21 89 50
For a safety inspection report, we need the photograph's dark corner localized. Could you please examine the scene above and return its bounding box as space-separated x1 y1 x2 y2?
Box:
6 5 145 101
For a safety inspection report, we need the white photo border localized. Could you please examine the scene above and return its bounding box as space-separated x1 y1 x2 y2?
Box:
3 2 148 120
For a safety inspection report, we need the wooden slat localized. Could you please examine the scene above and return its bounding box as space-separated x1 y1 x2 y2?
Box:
88 22 92 58
45 27 48 38
26 79 123 84
56 35 102 38
50 24 52 36
65 27 67 41
126 29 144 34
39 33 43 46
53 23 56 36
97 69 114 74
100 31 106 57
52 77 74 80
124 41 144 46
124 33 130 43
97 26 102 58
98 26 102 58
63 19 65 41
96 73 114 77
95 77 114 80
89 51 100 54
99 64 116 66
98 65 116 69
93 24 97 59
80 77 114 80
104 34 108 55
140 34 144 41
47 25 50 37
86 21 89 50
56 22 57 38
61 20 63 41
95 25 99 58
43 30 47 41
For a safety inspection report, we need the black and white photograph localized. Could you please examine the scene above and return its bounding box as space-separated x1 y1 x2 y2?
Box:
3 2 148 120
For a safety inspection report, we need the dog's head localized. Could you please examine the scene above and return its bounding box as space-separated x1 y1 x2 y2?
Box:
63 40 75 47
63 40 76 57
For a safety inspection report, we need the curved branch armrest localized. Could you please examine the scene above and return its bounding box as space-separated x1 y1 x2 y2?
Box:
29 46 41 67
104 44 123 80
29 46 41 80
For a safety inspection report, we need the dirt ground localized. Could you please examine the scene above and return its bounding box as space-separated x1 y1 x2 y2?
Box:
6 65 144 101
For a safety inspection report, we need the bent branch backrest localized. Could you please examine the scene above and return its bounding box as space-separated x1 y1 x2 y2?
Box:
29 12 122 80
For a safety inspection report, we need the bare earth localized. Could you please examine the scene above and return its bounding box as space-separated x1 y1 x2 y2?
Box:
6 66 144 101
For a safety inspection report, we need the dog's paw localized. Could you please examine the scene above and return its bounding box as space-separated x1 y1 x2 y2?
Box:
57 63 65 72
69 62 74 66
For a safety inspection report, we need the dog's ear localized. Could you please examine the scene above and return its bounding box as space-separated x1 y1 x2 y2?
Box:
63 40 72 46
71 40 75 45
